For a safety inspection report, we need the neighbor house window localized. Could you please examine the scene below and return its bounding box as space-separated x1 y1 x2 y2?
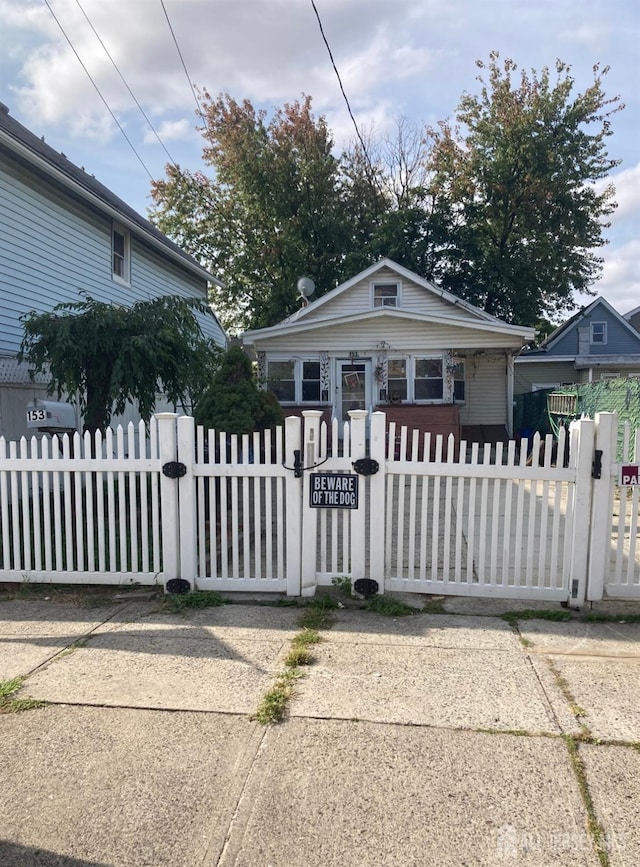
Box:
267 360 295 402
590 322 607 344
112 224 130 283
302 361 321 402
385 359 407 402
415 358 443 400
372 283 399 308
451 359 466 402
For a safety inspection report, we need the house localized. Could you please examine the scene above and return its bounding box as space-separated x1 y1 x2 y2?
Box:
515 297 640 395
241 259 535 446
624 304 640 335
0 103 226 440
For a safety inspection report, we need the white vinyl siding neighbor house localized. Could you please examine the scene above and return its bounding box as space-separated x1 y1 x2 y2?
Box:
242 259 534 444
0 103 226 439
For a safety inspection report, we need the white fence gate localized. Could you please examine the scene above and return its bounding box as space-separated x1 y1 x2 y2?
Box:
0 410 638 603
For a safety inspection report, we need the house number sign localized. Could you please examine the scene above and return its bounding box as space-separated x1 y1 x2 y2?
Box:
310 473 359 509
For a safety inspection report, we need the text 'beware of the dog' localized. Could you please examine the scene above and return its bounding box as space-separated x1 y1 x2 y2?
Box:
309 473 359 509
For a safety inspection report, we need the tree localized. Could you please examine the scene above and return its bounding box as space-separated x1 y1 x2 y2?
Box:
150 95 352 332
194 345 283 434
19 294 221 434
426 53 622 325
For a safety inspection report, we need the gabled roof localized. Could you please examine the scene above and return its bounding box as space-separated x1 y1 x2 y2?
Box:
243 258 533 342
624 304 640 322
0 102 223 289
520 296 640 357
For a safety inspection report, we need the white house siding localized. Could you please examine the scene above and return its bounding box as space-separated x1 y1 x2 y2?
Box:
252 316 524 354
455 355 508 426
303 266 482 324
0 155 225 354
513 361 577 394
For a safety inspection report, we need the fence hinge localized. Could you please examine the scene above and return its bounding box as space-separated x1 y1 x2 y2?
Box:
352 457 379 476
591 449 603 479
162 461 187 479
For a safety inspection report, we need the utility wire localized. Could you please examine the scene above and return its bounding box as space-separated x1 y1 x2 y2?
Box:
73 0 177 166
309 0 381 195
159 0 205 124
42 0 154 180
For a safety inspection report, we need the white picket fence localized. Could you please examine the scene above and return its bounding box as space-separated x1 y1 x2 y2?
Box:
0 410 638 603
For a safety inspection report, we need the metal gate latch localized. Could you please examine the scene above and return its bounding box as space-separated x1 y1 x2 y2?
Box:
352 457 379 476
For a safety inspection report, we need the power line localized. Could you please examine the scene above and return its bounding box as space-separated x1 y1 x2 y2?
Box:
42 0 154 181
309 0 380 190
73 0 178 166
159 0 205 123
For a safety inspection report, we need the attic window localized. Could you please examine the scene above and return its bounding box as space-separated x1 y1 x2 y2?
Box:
372 283 399 308
590 322 607 344
112 224 130 284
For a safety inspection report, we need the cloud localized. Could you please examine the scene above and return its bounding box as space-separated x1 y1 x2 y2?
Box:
609 162 640 224
589 239 640 313
143 119 192 145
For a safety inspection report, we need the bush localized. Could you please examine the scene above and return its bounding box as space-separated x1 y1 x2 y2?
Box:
194 345 284 434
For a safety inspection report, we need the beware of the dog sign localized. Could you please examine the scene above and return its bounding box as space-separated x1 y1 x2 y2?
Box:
619 464 640 486
310 473 359 509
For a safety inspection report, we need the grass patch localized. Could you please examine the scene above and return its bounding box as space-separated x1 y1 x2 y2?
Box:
162 590 225 613
0 677 47 714
501 609 572 624
584 613 640 624
365 595 415 617
253 669 301 724
564 736 610 867
298 595 338 630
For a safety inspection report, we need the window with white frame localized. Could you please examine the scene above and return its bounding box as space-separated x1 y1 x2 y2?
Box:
387 359 407 401
112 224 130 283
267 360 295 402
590 322 607 344
372 282 399 308
301 361 321 402
266 359 329 404
415 358 443 400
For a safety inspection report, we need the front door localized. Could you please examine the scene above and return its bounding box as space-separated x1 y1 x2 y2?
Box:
336 360 372 423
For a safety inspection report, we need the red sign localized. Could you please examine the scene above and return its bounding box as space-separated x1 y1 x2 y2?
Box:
619 464 640 486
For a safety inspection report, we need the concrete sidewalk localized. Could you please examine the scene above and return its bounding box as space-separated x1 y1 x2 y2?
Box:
0 593 639 866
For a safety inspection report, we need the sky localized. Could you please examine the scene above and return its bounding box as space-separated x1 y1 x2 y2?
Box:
1 0 638 319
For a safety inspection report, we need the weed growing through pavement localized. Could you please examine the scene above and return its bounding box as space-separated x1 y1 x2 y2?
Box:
365 595 415 617
422 597 447 614
0 678 46 714
162 590 225 613
501 609 572 625
584 613 640 624
564 735 610 867
298 595 338 630
331 575 352 598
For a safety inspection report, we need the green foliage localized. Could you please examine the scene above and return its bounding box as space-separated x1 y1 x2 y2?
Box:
365 595 415 617
19 293 221 433
426 54 622 325
150 56 621 331
162 590 226 613
194 345 283 434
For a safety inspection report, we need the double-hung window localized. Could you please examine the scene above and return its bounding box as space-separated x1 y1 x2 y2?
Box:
266 361 295 402
112 224 130 284
415 358 444 400
301 361 321 402
590 322 607 345
387 359 407 401
266 359 328 404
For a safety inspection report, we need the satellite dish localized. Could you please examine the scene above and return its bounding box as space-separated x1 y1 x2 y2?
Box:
297 277 315 299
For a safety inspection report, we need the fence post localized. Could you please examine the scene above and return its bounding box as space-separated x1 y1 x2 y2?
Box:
300 410 323 595
284 415 302 596
586 412 618 602
156 413 179 590
568 417 595 607
369 411 386 593
349 410 369 585
177 415 197 590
